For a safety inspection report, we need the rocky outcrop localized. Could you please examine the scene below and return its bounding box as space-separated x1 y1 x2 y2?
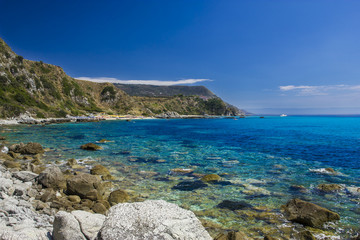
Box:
156 111 181 119
282 198 340 228
97 200 212 240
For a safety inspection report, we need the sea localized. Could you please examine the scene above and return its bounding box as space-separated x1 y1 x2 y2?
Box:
1 116 359 239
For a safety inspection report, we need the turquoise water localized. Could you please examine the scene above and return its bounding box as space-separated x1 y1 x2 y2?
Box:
1 116 360 238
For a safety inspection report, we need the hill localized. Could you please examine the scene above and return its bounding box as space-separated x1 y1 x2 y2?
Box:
0 38 244 118
113 84 216 98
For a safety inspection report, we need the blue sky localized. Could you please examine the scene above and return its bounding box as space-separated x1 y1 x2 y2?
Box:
1 0 360 114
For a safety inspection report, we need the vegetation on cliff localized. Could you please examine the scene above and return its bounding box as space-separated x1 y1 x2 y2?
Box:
0 38 243 118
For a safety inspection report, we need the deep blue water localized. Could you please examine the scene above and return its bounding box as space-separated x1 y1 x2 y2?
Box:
1 116 360 238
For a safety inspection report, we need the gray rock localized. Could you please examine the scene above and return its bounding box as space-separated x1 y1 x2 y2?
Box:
12 171 38 182
97 200 212 240
71 210 105 240
53 211 86 240
38 165 66 190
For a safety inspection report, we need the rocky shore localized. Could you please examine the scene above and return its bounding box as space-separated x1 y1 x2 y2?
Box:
0 139 357 240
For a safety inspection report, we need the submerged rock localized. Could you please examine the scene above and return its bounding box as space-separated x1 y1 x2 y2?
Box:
201 174 221 182
214 231 253 240
97 200 212 240
282 198 340 228
80 143 102 151
172 180 208 191
317 183 343 193
217 200 252 211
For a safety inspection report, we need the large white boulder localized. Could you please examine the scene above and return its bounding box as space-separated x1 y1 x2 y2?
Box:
71 210 105 240
53 211 86 240
97 200 212 240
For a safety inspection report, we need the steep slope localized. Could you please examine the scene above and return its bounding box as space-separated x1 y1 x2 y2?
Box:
114 84 216 98
0 38 243 118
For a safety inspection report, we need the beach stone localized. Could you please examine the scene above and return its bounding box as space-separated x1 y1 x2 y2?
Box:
108 189 130 206
8 151 20 159
40 188 57 202
71 210 105 240
38 165 66 190
68 195 81 203
66 158 77 167
97 200 212 240
294 230 316 240
80 143 102 151
214 231 252 240
0 152 13 161
12 171 38 182
19 142 44 155
201 174 221 182
53 211 86 240
217 200 252 211
282 198 340 228
172 180 208 191
92 202 107 214
317 183 342 193
3 160 21 169
67 173 104 201
90 164 110 176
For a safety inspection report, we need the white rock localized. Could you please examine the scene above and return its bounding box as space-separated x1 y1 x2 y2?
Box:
53 211 86 240
12 171 38 182
98 200 212 240
71 210 105 240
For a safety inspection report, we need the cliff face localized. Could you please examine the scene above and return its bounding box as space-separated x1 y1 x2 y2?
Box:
0 38 243 118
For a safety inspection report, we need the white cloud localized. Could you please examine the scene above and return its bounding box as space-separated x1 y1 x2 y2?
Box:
279 84 360 96
76 77 211 86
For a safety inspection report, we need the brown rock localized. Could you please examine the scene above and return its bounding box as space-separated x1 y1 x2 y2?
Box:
214 231 252 240
282 198 340 228
80 199 95 208
264 236 278 240
92 202 107 214
66 172 104 200
90 164 110 176
294 230 316 240
80 143 102 151
0 153 14 161
40 188 57 202
38 165 66 190
325 167 336 173
3 160 21 169
108 189 130 206
20 142 44 155
66 158 77 167
98 139 111 143
201 174 221 182
317 183 342 193
0 136 5 140
67 195 81 204
7 151 20 159
97 200 111 209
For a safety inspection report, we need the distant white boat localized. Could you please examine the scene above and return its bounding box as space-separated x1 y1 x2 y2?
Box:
280 114 287 117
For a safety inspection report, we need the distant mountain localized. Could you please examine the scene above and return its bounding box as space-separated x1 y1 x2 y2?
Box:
0 37 244 118
114 84 216 98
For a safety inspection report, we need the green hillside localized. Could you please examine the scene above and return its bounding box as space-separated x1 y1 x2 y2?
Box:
0 38 244 118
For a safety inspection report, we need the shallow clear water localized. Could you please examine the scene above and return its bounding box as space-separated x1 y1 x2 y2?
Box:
1 116 360 238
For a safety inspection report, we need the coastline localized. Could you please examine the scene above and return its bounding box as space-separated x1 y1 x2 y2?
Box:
1 119 359 239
